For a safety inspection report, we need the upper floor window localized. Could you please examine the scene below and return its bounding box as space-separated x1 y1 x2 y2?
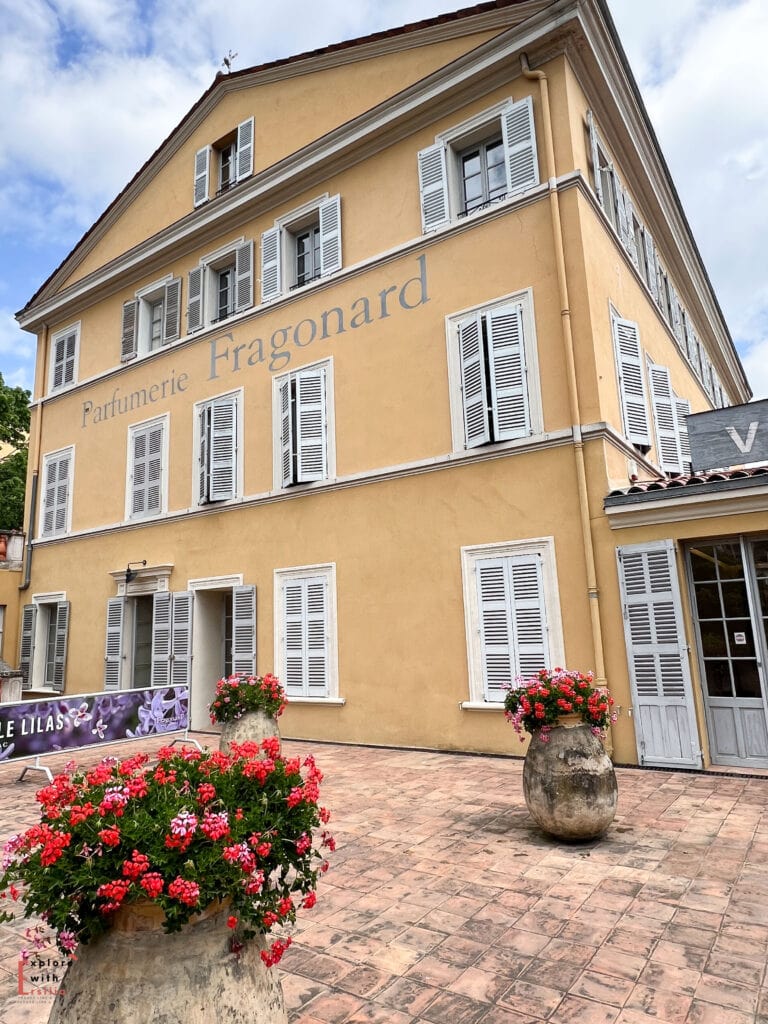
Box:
187 238 253 333
196 391 241 505
612 314 651 454
127 416 167 520
40 447 73 538
418 96 539 232
273 361 333 488
121 277 181 361
49 324 79 393
194 117 254 206
260 195 342 303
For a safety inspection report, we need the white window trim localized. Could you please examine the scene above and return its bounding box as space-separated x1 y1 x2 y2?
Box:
445 288 542 453
28 592 68 692
125 413 169 522
263 192 342 301
271 358 336 490
460 537 564 707
192 387 244 507
189 235 252 332
48 322 80 394
39 446 74 538
128 274 179 359
274 562 340 702
188 574 244 591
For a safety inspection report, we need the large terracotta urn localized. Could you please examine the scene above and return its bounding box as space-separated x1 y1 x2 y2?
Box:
219 710 280 754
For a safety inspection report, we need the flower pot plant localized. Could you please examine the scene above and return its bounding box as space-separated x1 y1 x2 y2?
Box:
210 673 286 753
0 740 334 1023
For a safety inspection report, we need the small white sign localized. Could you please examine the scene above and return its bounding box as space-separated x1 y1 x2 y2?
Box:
733 632 747 645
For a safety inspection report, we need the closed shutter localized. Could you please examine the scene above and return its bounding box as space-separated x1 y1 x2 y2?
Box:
19 604 36 690
296 367 327 482
236 117 254 181
194 146 210 206
417 143 449 232
617 542 701 768
121 300 138 361
675 397 692 474
260 227 281 302
171 592 193 687
486 303 529 440
151 592 172 686
648 362 682 474
163 278 182 343
612 317 651 448
234 240 253 312
587 110 603 205
502 96 539 195
131 422 164 517
209 397 237 501
63 333 76 385
319 195 342 276
232 585 256 675
283 577 328 697
103 597 124 691
42 455 59 536
52 336 66 389
42 451 71 537
278 376 293 487
52 601 70 693
187 266 204 333
458 315 490 449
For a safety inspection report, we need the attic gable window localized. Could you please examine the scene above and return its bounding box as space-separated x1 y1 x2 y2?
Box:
194 117 254 207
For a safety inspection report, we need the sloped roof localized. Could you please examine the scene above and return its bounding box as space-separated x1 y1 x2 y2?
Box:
606 466 768 506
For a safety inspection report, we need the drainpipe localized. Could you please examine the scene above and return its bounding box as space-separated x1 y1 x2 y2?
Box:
19 324 47 592
520 53 606 688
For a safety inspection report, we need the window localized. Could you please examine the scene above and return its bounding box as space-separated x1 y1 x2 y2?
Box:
275 564 338 700
40 448 73 538
187 239 253 332
104 591 192 690
260 195 342 302
49 324 79 392
196 391 241 505
461 539 563 705
194 117 254 206
446 293 541 452
127 416 167 520
612 314 651 453
273 362 333 488
417 96 538 231
121 277 181 360
19 597 70 692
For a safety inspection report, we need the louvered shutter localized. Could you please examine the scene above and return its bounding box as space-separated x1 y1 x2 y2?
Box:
617 542 701 768
319 195 342 276
616 185 631 250
612 317 651 447
163 278 181 343
171 592 193 687
234 240 253 312
296 367 327 482
194 146 210 206
417 143 449 232
586 110 602 204
655 262 667 314
121 300 138 361
624 190 639 267
668 284 684 348
52 336 65 389
53 452 71 534
643 230 659 301
42 456 58 536
209 397 237 500
502 96 539 195
284 581 305 695
131 423 163 517
306 578 328 696
187 266 204 333
486 304 530 440
458 315 490 448
283 577 328 697
199 405 209 504
675 398 692 474
236 117 254 181
19 604 36 690
232 585 256 675
52 601 70 693
278 376 293 487
63 333 76 385
648 362 682 474
103 597 123 691
260 227 281 302
151 592 172 686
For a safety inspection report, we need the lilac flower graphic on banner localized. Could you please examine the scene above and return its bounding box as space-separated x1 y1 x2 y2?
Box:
69 703 92 728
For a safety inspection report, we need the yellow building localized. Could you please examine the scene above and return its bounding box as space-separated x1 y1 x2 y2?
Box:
13 0 766 769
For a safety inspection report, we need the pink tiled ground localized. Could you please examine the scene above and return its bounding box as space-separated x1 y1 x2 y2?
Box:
2 735 768 1023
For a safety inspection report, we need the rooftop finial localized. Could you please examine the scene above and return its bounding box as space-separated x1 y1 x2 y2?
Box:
221 50 238 73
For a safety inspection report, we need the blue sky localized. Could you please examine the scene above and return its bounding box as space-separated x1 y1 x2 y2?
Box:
1 0 766 396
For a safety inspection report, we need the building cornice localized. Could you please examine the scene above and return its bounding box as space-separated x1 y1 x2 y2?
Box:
604 477 768 529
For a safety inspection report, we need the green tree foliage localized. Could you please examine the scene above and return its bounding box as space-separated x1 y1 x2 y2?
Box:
0 373 30 531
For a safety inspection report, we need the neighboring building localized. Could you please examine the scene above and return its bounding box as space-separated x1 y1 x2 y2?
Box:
13 0 766 769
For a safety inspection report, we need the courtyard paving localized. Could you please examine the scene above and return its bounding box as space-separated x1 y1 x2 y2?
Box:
1 734 768 1023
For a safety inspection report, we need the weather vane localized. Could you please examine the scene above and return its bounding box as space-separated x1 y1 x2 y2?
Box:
221 50 238 73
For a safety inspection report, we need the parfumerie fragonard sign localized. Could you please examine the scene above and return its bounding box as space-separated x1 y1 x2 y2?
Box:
0 686 188 762
81 255 429 428
687 398 768 473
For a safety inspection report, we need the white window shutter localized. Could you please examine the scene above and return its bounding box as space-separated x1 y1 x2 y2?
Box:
417 143 449 233
675 397 692 474
236 117 254 181
146 424 163 513
121 300 138 361
509 556 548 679
296 367 327 482
163 278 182 343
306 579 328 696
42 456 58 536
54 452 71 534
284 581 305 695
19 604 36 690
260 227 281 302
232 585 256 675
52 601 70 693
624 190 639 268
103 597 124 691
648 361 683 474
668 284 684 348
234 240 253 312
643 229 659 302
187 266 204 333
501 96 539 195
132 423 163 517
198 406 209 504
52 337 65 389
283 578 327 697
151 592 172 686
278 376 293 487
616 185 631 251
486 303 530 441
194 146 210 206
612 317 651 448
132 426 149 516
319 195 342 276
171 592 193 687
476 558 513 702
209 396 237 500
458 314 490 449
587 110 603 205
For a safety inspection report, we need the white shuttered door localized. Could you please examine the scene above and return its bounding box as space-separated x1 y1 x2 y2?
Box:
283 577 328 697
171 593 193 687
232 585 256 675
103 598 124 691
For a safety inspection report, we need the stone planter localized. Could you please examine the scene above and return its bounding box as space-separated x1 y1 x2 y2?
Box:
523 720 617 841
47 900 287 1024
219 710 280 754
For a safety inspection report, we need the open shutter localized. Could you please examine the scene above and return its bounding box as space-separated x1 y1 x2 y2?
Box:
616 185 631 250
296 367 327 482
199 405 209 504
236 117 254 181
171 592 193 688
278 377 293 487
19 604 36 691
103 597 124 691
643 230 659 302
260 227 281 302
52 601 70 693
624 190 639 268
586 110 603 205
121 300 138 361
675 397 692 474
232 585 256 675
209 397 237 500
194 146 210 206
417 143 449 232
486 303 530 440
163 278 182 343
319 195 342 276
648 362 683 474
458 315 490 449
151 592 172 686
612 317 651 448
617 542 701 768
668 284 684 348
234 240 253 312
502 96 539 195
187 266 204 333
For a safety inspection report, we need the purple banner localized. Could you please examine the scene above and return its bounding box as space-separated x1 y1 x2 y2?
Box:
0 686 189 762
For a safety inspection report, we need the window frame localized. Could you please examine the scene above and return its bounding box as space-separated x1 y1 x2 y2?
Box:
126 414 169 522
39 446 74 538
260 193 342 302
193 388 243 507
273 562 340 703
21 593 69 693
187 237 253 333
122 276 182 361
48 323 80 394
271 358 335 490
194 117 254 207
